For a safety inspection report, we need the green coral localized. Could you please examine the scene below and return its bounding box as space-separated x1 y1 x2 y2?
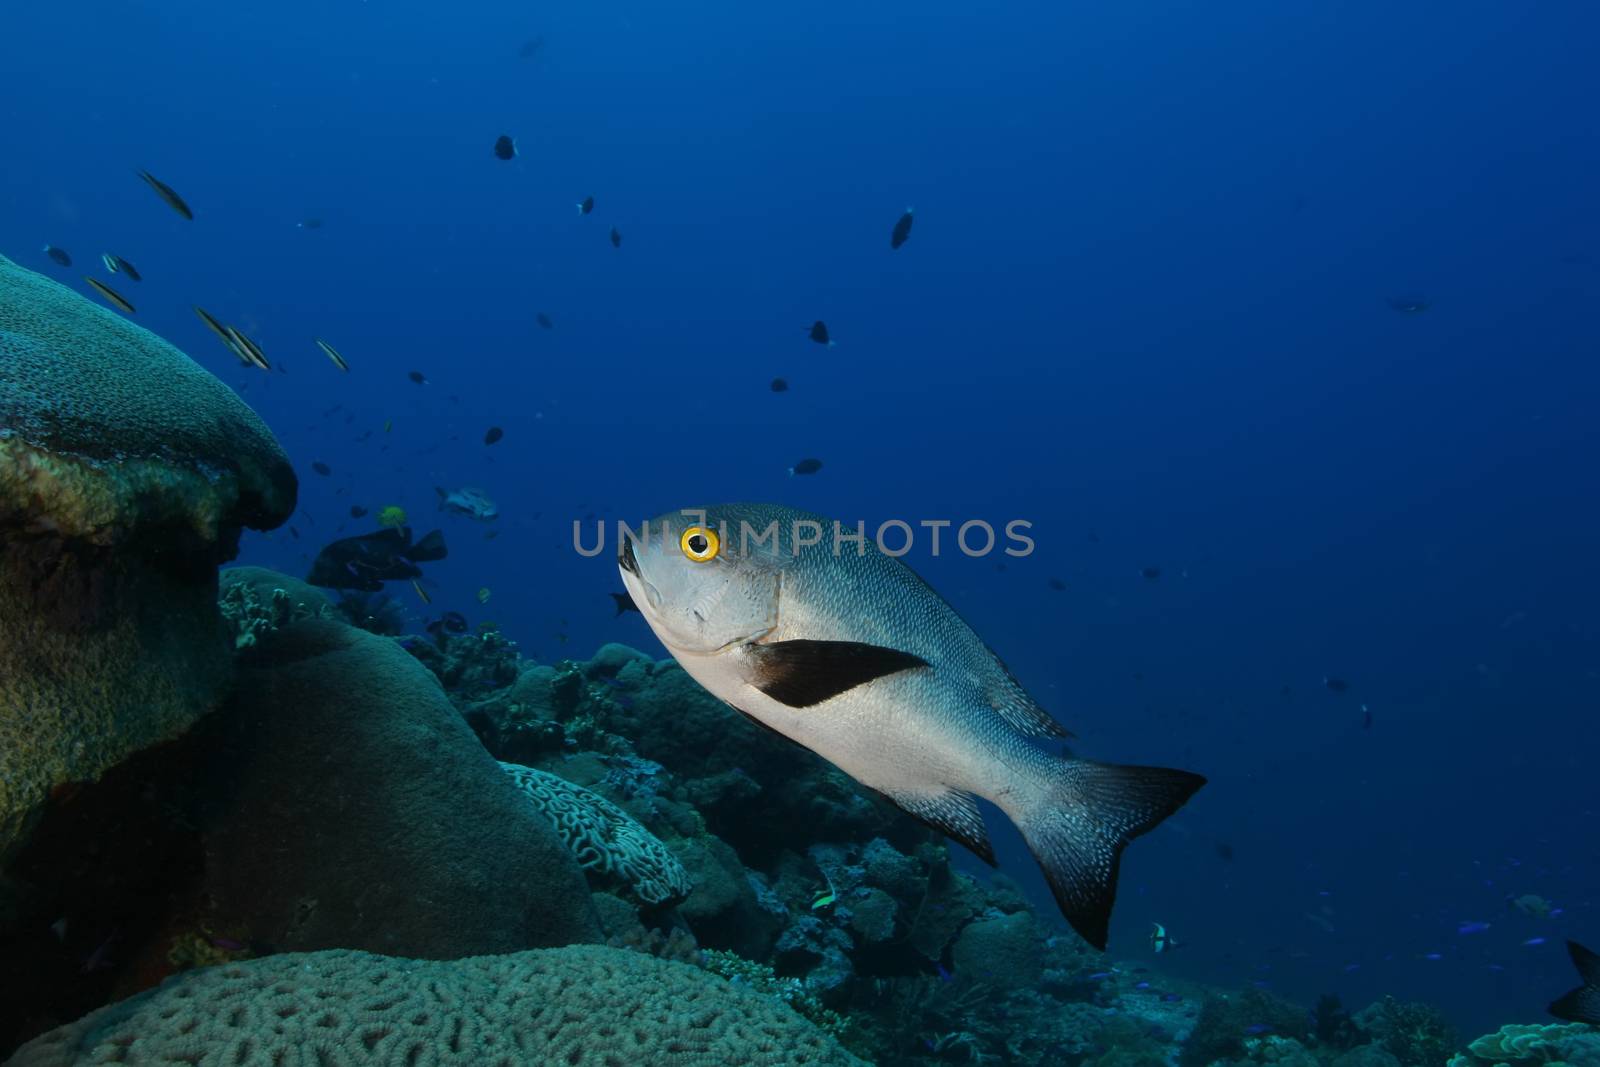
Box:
1446 1022 1600 1066
0 254 295 867
0 253 295 545
701 949 849 1039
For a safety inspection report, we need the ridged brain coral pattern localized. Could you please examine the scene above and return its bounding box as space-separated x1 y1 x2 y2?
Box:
9 946 865 1067
499 761 692 907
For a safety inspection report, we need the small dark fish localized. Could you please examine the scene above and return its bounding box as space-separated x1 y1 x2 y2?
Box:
1324 676 1349 694
1216 841 1235 861
494 135 517 161
350 506 369 518
101 253 141 281
788 458 823 476
409 371 428 385
518 36 544 59
609 226 621 248
311 461 332 476
484 426 504 446
1047 578 1067 591
577 196 594 216
536 312 554 330
1362 704 1373 729
136 169 193 219
316 338 349 372
1244 1025 1273 1036
81 930 121 974
611 592 640 616
1161 994 1183 1003
84 277 135 314
1140 566 1161 581
808 320 834 346
770 377 789 392
43 244 72 267
297 218 323 230
890 207 914 250
440 611 469 634
289 526 301 540
1387 295 1429 314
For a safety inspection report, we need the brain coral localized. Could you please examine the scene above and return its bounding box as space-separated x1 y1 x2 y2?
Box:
501 761 693 908
9 945 866 1066
0 255 295 867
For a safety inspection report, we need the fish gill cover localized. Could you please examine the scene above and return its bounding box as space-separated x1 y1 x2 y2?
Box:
0 1 1597 1064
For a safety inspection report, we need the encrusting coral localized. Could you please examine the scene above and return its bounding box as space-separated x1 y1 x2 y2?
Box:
9 945 866 1066
500 760 693 907
0 254 296 868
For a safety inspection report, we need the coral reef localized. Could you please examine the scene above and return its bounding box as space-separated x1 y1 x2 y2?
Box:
0 254 295 867
1354 996 1460 1067
219 566 332 648
499 760 692 907
193 619 601 957
1447 1022 1600 1066
9 945 866 1066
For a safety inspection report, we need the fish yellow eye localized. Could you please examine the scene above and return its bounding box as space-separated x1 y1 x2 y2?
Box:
680 525 720 563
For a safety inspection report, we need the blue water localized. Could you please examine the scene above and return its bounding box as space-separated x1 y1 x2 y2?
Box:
4 0 1597 1037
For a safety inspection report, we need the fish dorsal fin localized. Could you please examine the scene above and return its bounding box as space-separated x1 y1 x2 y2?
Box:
1549 944 1600 1023
1570 940 1600 986
746 639 928 708
986 679 1072 739
885 787 995 865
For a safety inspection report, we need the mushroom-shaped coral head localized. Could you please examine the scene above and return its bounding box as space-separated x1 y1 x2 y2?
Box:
0 254 297 868
0 253 295 548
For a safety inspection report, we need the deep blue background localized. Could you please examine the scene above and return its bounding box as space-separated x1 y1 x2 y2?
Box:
4 0 1597 1035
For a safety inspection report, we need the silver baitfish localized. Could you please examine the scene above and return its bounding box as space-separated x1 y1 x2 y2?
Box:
618 503 1205 949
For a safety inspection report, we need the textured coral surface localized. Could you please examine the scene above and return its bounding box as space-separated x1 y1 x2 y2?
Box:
9 945 866 1067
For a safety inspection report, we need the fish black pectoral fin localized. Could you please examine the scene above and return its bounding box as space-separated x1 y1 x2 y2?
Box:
746 639 928 708
884 787 996 866
1019 759 1206 951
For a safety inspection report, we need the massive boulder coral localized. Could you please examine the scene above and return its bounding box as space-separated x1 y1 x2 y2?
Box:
0 254 296 867
194 619 602 956
9 945 866 1066
500 761 692 908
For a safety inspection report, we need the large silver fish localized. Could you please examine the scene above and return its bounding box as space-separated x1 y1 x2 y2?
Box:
618 503 1205 949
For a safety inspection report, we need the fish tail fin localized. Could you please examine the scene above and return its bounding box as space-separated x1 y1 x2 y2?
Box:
1015 757 1204 950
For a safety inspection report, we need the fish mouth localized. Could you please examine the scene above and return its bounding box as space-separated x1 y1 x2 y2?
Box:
618 535 640 577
